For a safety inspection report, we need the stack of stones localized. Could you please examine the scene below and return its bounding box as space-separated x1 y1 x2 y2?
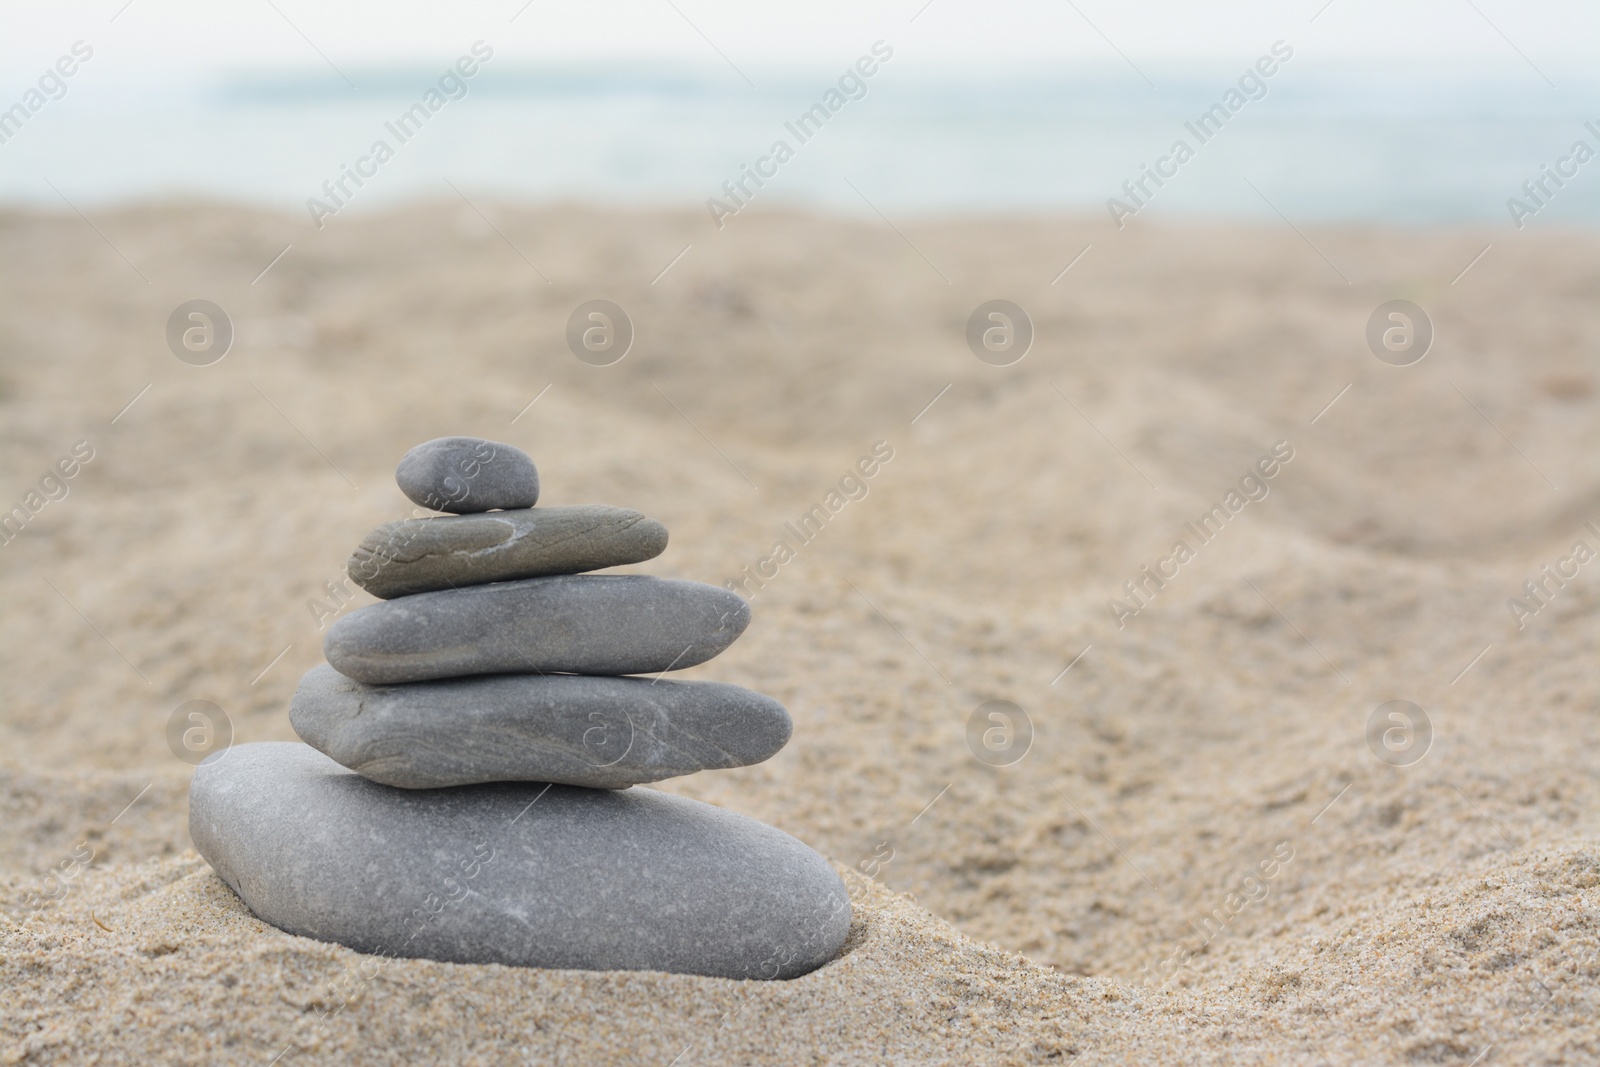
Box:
189 436 849 980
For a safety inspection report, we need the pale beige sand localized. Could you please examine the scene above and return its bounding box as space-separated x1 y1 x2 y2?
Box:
2 203 1597 1065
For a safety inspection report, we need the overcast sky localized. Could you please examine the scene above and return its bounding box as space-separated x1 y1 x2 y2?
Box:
3 0 1596 84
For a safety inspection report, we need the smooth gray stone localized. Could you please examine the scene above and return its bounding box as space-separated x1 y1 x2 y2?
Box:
189 743 850 979
324 575 750 684
396 436 539 514
290 664 791 789
348 505 669 599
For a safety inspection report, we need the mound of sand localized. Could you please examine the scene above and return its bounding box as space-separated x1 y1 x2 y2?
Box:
2 203 1597 1064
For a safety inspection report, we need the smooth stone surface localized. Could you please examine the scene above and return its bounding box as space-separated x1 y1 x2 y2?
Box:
190 743 850 979
396 436 539 514
348 505 669 599
290 664 791 789
324 575 750 684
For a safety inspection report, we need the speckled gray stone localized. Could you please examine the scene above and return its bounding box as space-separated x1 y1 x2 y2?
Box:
347 505 669 599
396 436 539 514
324 575 750 684
189 743 850 979
289 664 791 789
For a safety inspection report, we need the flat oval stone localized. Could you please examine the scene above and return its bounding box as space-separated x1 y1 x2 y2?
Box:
396 436 539 514
348 505 669 599
189 743 850 979
324 575 750 684
290 664 791 789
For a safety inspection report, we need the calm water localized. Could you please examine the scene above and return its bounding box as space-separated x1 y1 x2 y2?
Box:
2 64 1597 227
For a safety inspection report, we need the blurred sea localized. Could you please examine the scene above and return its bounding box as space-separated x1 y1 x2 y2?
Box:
2 63 1597 226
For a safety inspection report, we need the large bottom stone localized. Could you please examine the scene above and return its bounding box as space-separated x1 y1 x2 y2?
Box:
189 743 850 980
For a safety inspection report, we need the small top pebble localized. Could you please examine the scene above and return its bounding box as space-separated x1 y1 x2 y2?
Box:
396 436 539 513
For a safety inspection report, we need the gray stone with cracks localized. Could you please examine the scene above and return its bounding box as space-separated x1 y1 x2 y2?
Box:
347 505 668 599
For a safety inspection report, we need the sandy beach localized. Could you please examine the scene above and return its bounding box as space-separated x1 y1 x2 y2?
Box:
2 202 1597 1065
